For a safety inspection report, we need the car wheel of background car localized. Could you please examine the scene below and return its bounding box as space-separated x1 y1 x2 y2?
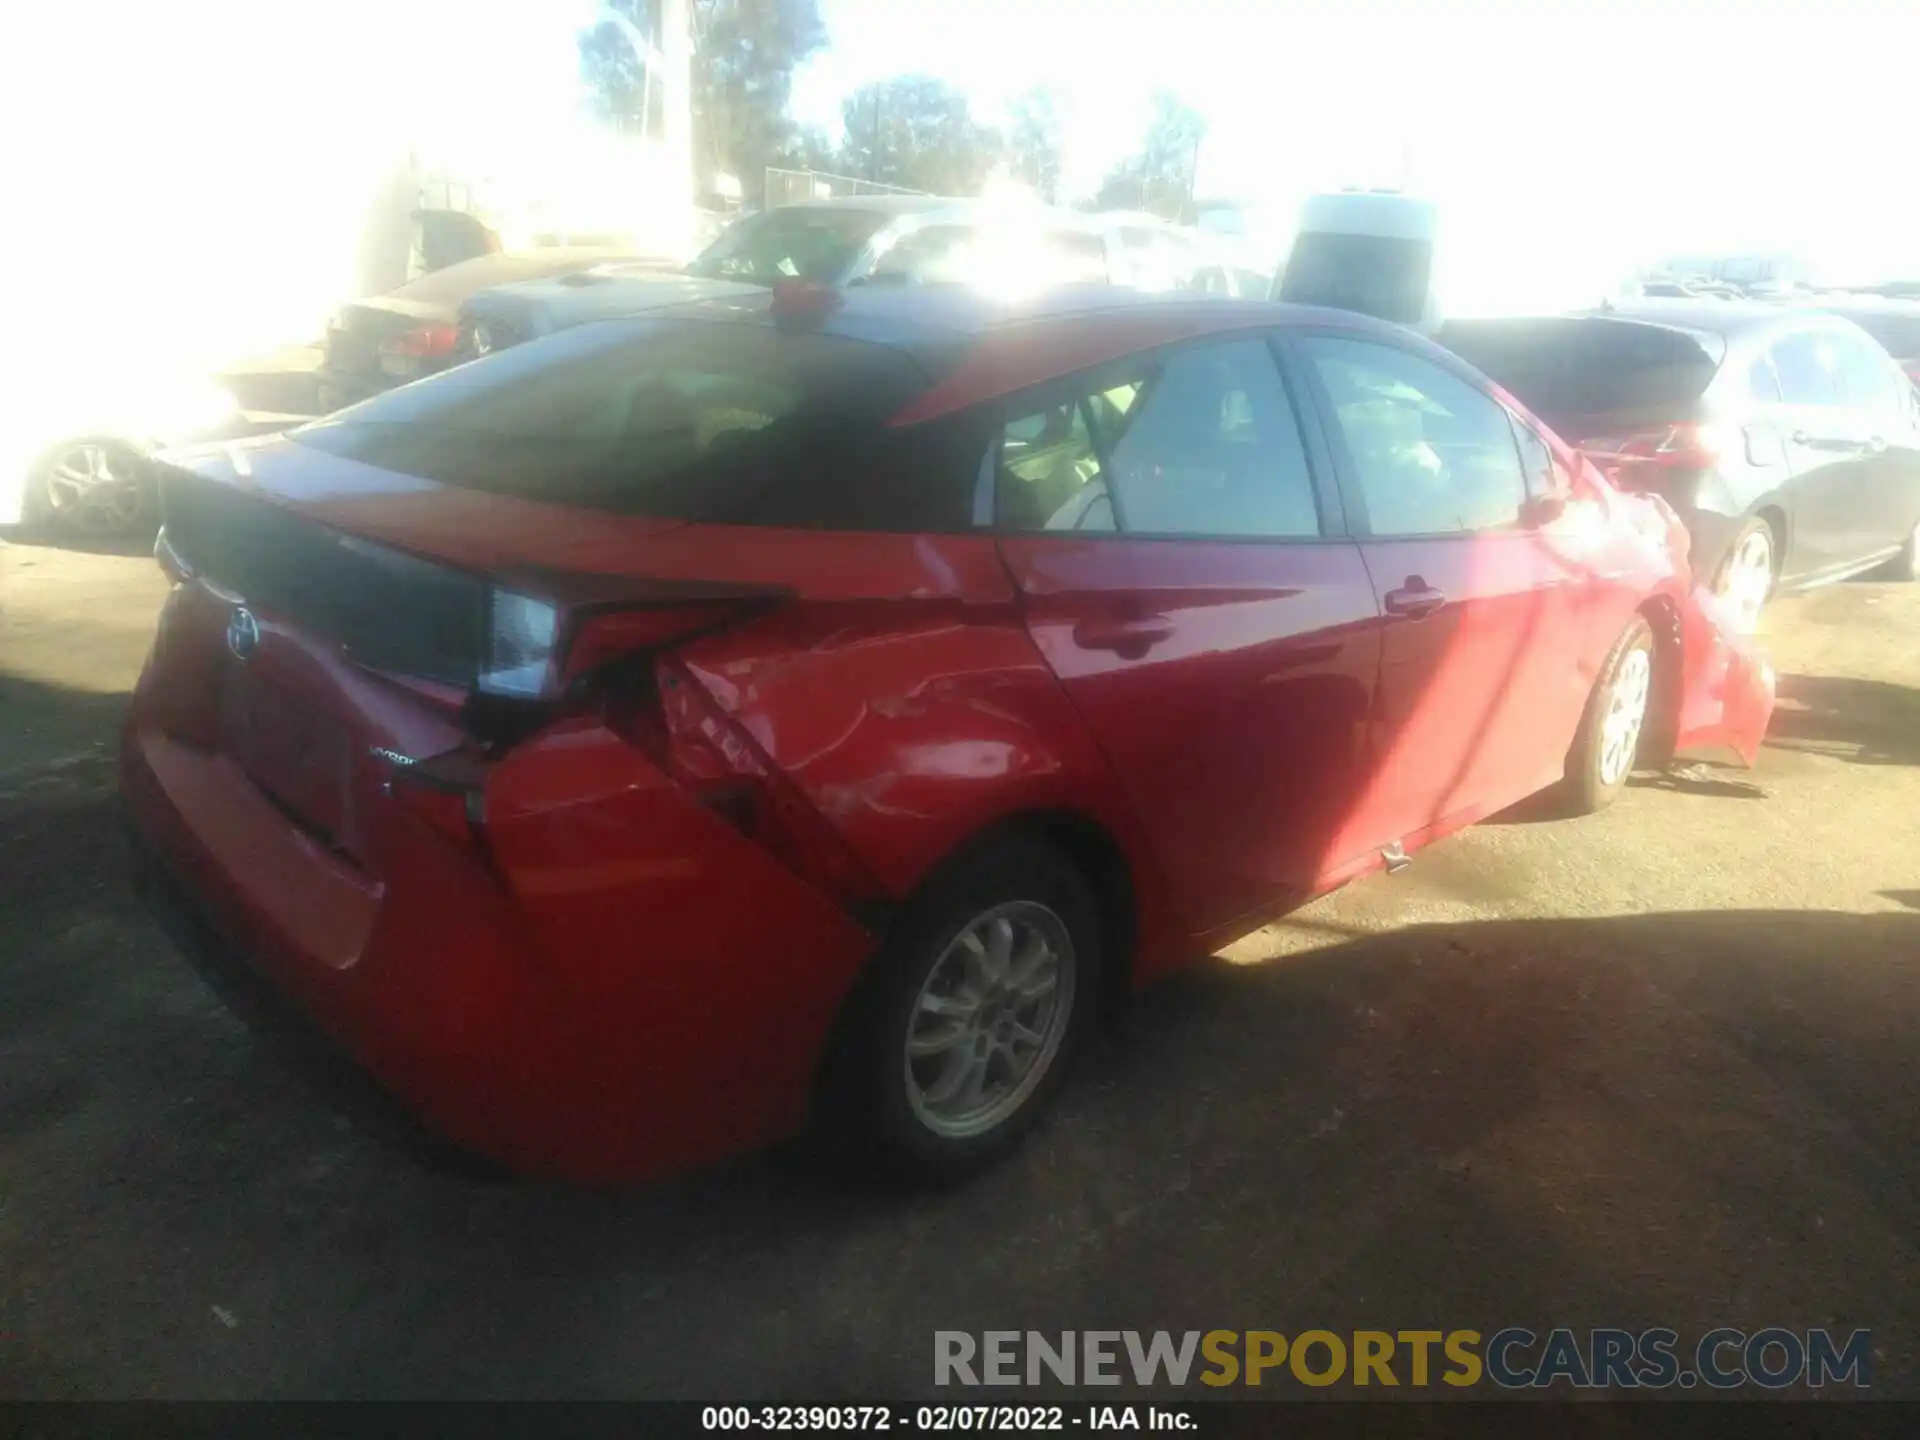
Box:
31 438 152 536
1714 518 1776 633
1882 519 1920 582
824 835 1099 1186
1560 614 1656 816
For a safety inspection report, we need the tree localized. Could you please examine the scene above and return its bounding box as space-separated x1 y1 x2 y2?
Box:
1093 90 1207 221
579 0 827 206
775 123 838 174
838 75 1004 196
1006 87 1066 202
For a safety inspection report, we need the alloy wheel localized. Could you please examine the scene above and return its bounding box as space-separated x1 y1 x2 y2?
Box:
1598 646 1652 789
1717 526 1774 633
903 901 1076 1140
44 443 143 532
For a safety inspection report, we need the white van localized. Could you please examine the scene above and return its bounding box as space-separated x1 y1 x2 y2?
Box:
1273 190 1633 335
1274 191 1445 333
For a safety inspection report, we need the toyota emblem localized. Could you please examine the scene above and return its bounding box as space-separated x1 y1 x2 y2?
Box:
226 606 260 662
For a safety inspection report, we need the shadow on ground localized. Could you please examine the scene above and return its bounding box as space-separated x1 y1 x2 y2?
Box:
4 758 1917 1400
0 526 156 560
1767 673 1920 768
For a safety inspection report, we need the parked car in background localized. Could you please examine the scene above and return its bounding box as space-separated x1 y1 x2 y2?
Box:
1442 300 1920 628
1815 295 1920 385
1 368 302 538
126 285 1772 1186
316 246 649 410
1093 211 1270 296
457 198 1246 360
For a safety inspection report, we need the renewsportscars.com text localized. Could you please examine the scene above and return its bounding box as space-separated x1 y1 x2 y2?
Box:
934 1328 1872 1390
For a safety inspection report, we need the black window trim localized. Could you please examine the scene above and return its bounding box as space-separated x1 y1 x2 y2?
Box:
981 329 1349 545
1280 324 1542 543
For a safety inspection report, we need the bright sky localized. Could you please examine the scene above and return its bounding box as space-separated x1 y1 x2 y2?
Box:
793 0 1918 281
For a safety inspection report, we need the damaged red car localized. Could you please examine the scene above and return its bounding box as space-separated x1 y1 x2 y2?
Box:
122 285 1775 1184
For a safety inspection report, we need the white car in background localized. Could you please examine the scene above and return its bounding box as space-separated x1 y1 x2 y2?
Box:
0 362 290 538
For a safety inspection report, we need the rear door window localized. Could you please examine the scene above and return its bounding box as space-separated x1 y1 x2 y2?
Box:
1303 335 1529 536
1830 330 1904 415
1770 331 1841 405
996 339 1324 538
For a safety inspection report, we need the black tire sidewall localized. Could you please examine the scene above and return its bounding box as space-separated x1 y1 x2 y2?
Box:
1564 615 1656 814
834 836 1100 1185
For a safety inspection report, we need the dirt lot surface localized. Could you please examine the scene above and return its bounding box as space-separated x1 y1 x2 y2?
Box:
2 535 1915 1400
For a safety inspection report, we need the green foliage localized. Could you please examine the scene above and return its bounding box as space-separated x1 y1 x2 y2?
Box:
1094 90 1207 221
579 0 827 206
838 75 1005 196
1007 87 1066 203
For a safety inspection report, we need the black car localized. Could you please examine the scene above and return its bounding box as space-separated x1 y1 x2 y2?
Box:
317 247 641 410
1816 295 1920 386
1442 300 1920 626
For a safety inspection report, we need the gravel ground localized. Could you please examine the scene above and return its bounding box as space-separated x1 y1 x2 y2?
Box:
1 536 1915 1400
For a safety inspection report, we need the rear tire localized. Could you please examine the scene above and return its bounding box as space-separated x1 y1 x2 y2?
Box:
27 437 153 537
1561 615 1656 816
1886 520 1919 582
822 836 1100 1186
1712 517 1776 632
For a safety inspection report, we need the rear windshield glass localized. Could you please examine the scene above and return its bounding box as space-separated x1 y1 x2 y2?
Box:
684 207 894 285
1832 309 1920 359
1438 318 1722 422
1278 231 1433 325
289 318 935 522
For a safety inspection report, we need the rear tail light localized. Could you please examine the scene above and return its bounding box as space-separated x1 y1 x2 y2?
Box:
379 323 461 359
377 323 461 376
479 590 562 698
1581 421 1728 487
475 589 769 702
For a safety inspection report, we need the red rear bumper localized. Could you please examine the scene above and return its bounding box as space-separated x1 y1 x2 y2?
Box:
1675 582 1776 766
121 709 877 1183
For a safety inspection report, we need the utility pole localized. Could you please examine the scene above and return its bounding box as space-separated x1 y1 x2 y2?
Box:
869 90 883 184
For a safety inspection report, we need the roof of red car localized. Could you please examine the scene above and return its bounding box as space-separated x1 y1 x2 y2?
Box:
626 283 1406 426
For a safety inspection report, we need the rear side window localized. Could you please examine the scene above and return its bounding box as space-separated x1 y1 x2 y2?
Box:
1771 331 1839 405
291 318 955 528
1279 232 1433 327
1439 318 1721 424
1304 335 1528 536
1748 354 1782 402
999 397 1111 532
996 339 1322 539
1830 331 1904 412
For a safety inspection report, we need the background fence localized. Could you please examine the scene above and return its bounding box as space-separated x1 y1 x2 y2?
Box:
764 167 929 209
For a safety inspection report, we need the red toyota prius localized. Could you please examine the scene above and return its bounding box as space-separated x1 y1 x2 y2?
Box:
123 284 1775 1184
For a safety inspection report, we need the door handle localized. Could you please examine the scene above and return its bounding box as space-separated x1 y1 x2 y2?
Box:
1790 430 1813 446
1071 614 1176 655
1383 583 1447 619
